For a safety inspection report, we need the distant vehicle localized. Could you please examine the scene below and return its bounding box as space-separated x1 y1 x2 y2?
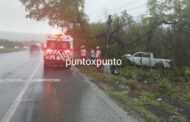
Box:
30 45 40 53
23 46 29 49
0 46 4 49
14 46 20 49
123 52 172 68
43 33 73 69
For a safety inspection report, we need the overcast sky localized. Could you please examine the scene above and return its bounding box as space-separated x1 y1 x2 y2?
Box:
0 0 147 34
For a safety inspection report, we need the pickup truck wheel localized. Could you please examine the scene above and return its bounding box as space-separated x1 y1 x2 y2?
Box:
155 63 164 69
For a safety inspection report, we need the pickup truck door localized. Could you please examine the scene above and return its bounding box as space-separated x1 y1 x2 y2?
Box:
142 53 151 66
132 53 143 65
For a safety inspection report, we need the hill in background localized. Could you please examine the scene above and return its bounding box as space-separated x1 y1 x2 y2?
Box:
0 31 47 41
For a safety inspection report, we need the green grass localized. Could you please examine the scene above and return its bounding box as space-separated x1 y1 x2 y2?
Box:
78 65 189 122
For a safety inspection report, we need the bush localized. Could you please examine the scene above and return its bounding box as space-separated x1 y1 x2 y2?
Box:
168 115 187 122
126 80 142 91
185 93 190 103
185 67 190 77
157 79 172 94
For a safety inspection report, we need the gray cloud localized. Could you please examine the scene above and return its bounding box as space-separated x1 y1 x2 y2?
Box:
0 0 51 33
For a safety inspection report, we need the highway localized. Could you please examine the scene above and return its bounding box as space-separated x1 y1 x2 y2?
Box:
0 51 140 122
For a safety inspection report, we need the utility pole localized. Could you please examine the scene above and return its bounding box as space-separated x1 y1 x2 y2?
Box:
105 15 112 59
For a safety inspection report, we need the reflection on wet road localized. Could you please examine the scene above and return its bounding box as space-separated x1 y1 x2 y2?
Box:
0 51 139 122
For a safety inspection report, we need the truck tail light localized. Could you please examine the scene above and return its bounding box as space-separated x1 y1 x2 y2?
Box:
46 49 53 53
65 50 70 53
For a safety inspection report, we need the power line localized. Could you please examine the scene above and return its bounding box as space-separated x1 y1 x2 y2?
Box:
114 4 146 14
134 13 150 18
92 12 150 23
111 0 146 14
93 4 147 22
90 0 147 21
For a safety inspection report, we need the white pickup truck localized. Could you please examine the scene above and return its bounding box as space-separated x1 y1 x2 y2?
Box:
124 52 172 68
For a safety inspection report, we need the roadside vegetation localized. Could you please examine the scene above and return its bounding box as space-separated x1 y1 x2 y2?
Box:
0 48 24 54
0 39 26 53
79 65 190 122
77 1 190 120
0 39 39 53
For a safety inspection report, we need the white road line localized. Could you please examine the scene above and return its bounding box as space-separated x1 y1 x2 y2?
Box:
1 61 42 122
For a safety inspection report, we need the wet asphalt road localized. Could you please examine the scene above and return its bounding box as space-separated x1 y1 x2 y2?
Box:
0 51 141 122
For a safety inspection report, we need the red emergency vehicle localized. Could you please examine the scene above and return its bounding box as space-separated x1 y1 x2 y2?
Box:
43 33 73 69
